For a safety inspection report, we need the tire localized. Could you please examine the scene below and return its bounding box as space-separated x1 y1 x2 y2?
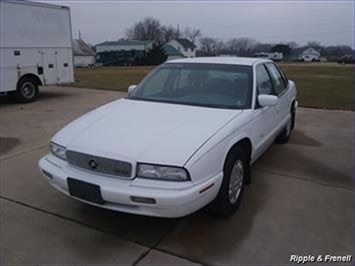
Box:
208 147 248 217
277 105 295 144
14 76 39 103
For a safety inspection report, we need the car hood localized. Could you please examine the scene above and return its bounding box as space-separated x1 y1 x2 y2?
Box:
52 99 242 166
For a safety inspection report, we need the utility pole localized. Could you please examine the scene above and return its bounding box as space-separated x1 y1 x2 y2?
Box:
177 24 180 38
78 30 82 40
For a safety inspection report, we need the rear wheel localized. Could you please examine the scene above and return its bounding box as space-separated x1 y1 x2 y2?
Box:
208 147 248 217
14 77 39 103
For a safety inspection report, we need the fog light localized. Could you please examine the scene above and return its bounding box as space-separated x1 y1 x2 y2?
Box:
130 196 156 204
42 170 53 179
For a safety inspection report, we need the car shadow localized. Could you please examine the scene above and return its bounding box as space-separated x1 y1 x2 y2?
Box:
288 129 321 147
153 174 271 263
255 144 353 189
63 171 270 254
0 137 21 154
69 202 181 247
0 89 72 107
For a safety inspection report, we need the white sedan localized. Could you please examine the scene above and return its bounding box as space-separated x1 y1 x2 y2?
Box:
39 57 297 218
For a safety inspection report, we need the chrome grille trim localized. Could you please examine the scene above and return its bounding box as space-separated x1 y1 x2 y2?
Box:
66 150 132 178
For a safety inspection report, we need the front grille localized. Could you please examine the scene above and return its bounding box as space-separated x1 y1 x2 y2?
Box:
66 150 132 178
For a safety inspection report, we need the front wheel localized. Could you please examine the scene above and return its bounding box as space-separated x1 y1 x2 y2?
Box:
208 147 248 217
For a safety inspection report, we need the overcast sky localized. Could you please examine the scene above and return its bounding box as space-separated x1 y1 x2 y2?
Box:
43 0 354 47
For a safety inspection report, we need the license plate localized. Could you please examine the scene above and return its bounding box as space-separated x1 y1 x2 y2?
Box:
67 178 104 204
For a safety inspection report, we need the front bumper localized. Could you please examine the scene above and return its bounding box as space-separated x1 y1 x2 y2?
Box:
38 154 222 218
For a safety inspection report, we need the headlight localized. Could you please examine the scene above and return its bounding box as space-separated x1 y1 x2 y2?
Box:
137 163 190 181
49 142 67 161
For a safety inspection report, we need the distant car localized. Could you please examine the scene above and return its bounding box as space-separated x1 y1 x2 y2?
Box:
337 55 355 65
39 57 297 218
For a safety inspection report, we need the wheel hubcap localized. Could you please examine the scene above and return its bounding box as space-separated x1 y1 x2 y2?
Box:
229 160 244 204
21 82 36 99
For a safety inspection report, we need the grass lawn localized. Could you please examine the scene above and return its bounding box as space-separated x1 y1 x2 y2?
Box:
279 63 354 110
71 63 354 111
73 66 154 92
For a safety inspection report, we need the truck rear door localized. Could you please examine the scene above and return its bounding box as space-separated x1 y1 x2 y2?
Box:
41 49 58 85
56 48 74 83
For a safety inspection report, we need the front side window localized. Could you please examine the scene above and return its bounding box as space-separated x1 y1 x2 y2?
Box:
265 63 286 95
256 64 273 95
127 63 253 109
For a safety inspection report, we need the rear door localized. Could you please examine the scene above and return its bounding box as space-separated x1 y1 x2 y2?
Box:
265 63 290 131
56 48 74 83
40 49 58 85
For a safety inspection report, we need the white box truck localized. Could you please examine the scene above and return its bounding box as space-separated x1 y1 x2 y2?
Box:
0 0 74 102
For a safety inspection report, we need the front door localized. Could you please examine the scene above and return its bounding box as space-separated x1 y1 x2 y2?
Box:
252 63 279 159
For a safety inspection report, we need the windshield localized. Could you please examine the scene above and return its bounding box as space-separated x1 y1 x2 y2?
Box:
127 63 253 109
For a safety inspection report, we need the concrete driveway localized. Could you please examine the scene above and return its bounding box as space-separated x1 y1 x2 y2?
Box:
1 86 353 265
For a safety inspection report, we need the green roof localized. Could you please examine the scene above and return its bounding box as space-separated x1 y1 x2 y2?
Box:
96 40 152 46
163 44 183 56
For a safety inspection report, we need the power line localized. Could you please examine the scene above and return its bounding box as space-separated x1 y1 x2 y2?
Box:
246 29 353 39
215 29 354 42
204 18 354 31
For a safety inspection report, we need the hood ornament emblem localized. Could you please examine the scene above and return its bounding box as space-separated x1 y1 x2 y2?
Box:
89 159 98 169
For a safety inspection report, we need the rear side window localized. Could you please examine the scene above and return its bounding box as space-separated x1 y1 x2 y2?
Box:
256 64 273 95
265 63 286 95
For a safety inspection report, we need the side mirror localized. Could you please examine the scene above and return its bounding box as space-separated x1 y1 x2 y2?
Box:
128 85 137 94
258 94 279 107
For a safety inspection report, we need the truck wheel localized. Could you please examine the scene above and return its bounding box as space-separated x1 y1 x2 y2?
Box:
15 77 39 103
208 147 247 217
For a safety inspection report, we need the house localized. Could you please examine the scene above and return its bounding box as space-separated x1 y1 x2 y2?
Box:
72 39 95 67
96 40 153 53
163 43 184 61
298 47 321 62
167 38 197 58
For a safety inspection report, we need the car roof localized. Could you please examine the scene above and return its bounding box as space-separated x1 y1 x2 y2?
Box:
167 56 272 66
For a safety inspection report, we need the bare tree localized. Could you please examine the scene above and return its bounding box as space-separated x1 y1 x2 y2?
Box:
161 25 179 43
125 17 163 43
183 27 202 43
306 41 321 49
286 41 298 50
198 37 225 56
226 38 256 56
125 17 203 45
253 43 272 54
